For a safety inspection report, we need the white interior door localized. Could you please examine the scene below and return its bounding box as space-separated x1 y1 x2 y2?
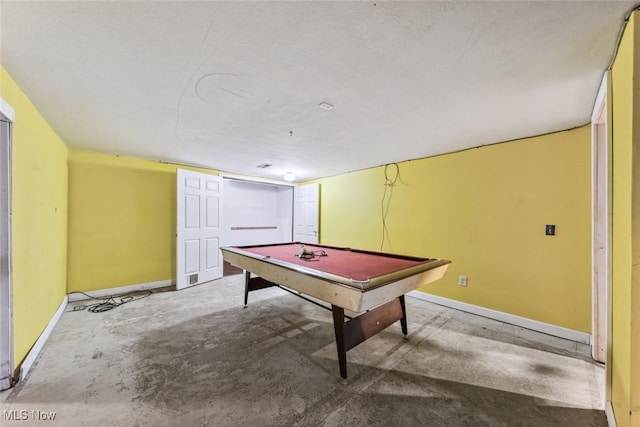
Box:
176 169 223 290
0 100 14 390
294 183 319 243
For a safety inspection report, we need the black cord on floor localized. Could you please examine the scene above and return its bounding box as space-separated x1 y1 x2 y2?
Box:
68 290 152 313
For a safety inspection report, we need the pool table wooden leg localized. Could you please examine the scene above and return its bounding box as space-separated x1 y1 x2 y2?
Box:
399 295 408 336
244 271 251 306
243 272 280 306
331 297 406 379
331 305 348 379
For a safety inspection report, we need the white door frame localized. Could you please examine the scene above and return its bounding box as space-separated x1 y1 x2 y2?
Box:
591 73 611 401
0 98 14 390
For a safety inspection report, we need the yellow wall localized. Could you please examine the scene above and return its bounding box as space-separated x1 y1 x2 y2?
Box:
317 126 592 332
632 23 640 415
610 11 640 427
67 150 218 292
0 67 69 370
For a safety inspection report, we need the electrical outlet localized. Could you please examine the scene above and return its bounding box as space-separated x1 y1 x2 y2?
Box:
459 275 468 287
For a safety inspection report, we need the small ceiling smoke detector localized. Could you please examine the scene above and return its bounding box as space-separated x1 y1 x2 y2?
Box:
283 172 296 182
318 102 333 111
256 163 272 169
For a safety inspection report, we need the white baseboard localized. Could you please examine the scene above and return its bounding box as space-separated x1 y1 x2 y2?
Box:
408 291 591 345
67 279 173 302
605 400 617 427
19 295 67 380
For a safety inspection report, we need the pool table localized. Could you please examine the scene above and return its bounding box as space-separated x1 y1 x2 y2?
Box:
220 242 451 379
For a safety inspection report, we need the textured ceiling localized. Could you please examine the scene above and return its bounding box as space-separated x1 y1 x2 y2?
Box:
1 1 637 182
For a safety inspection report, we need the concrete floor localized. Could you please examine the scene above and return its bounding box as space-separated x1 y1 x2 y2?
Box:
1 275 605 426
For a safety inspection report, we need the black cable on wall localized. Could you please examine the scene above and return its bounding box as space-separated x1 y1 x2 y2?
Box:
380 163 399 251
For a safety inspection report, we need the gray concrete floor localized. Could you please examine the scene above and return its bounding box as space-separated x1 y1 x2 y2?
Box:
1 275 605 426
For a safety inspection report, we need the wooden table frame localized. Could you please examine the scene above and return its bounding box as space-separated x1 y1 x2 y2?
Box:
223 244 451 379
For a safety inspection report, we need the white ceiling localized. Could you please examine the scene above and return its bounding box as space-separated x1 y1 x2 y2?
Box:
1 1 637 182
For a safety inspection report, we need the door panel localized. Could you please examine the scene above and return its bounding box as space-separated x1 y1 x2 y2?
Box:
205 238 219 269
185 195 200 228
206 197 219 227
184 240 200 274
177 169 223 289
185 177 200 189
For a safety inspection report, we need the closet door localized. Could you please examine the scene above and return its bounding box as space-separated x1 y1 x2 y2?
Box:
176 169 223 290
293 183 319 244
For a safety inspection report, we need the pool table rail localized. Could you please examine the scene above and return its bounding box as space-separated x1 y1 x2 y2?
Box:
221 244 450 313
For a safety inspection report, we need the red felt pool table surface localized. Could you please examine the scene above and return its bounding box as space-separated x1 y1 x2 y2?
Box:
239 243 433 282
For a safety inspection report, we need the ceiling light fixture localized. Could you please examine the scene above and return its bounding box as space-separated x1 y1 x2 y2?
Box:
318 102 333 111
284 172 296 182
